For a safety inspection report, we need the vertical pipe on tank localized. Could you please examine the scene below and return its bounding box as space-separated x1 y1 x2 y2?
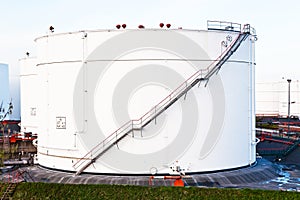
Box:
249 34 256 164
252 35 257 163
287 79 291 135
46 36 50 148
75 32 88 142
83 35 88 136
248 37 252 165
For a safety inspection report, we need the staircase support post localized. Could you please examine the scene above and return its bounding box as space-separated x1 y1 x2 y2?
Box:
154 106 157 125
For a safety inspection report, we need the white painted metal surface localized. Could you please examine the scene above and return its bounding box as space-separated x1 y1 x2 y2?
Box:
19 58 39 135
256 81 300 116
21 26 256 174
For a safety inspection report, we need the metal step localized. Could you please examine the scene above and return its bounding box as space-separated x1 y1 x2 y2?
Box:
1 183 17 200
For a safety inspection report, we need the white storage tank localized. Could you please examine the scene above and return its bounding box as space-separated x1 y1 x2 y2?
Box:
19 57 39 135
0 63 10 121
21 21 257 175
256 81 300 116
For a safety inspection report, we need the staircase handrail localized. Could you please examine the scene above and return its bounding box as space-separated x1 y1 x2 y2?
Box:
135 31 243 128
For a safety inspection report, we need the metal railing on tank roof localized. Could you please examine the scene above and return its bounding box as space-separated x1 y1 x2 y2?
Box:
207 20 241 32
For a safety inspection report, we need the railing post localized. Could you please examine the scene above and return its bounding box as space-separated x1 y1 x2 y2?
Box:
140 118 143 137
132 121 134 137
154 106 157 125
184 81 188 100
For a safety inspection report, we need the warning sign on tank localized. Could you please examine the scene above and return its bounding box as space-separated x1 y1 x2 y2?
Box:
56 117 66 129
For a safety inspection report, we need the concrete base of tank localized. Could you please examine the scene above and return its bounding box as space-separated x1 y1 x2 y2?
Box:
17 158 300 191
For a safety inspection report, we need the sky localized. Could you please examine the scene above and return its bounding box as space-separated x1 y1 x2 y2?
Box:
1 0 300 117
1 0 299 81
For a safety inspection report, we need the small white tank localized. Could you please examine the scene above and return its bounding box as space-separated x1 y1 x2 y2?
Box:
0 63 10 120
19 57 38 135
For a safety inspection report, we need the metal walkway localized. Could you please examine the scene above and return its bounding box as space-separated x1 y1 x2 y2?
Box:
258 137 300 158
73 25 253 176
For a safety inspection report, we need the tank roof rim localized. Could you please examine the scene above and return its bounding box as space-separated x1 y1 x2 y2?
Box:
34 28 238 42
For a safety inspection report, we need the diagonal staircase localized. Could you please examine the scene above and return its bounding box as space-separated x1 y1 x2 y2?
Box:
73 25 252 176
283 139 300 157
1 183 17 200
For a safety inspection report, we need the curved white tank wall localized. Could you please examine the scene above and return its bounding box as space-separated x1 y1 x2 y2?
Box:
0 63 10 120
25 28 256 174
19 57 39 134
